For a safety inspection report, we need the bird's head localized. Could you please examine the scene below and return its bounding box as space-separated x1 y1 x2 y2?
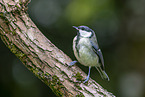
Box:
73 26 94 38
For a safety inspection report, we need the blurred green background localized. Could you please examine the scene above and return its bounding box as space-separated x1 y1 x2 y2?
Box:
0 0 145 97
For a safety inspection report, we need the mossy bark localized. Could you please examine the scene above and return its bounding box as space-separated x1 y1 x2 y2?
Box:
0 0 115 97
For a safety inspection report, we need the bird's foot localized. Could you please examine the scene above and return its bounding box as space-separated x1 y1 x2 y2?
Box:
68 61 77 66
83 76 90 83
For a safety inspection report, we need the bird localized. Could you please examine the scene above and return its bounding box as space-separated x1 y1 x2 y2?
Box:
69 25 109 83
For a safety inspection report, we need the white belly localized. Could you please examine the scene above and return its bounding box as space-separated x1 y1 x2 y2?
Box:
73 37 99 67
78 46 99 66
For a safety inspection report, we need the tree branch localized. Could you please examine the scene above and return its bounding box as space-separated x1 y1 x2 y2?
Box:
0 0 115 96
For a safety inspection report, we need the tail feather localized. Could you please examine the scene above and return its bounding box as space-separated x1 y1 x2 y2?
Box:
95 66 110 81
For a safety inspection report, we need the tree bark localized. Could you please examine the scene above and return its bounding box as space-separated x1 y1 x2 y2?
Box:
0 0 115 96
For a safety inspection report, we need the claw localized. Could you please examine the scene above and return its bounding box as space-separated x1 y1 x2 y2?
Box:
69 61 77 66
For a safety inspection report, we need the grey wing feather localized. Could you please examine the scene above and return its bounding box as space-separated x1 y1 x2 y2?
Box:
91 41 105 70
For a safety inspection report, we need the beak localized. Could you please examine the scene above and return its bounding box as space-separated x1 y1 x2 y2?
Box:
72 26 79 30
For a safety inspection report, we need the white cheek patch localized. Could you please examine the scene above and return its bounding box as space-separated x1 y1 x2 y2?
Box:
79 30 92 37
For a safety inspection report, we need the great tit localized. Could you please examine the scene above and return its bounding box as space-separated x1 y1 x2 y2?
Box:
69 25 109 83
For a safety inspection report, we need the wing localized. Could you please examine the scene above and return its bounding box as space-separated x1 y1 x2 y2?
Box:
91 41 105 70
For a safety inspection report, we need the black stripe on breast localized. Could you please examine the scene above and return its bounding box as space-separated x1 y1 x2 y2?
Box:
75 31 80 57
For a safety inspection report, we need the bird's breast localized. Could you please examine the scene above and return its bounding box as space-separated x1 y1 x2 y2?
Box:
73 37 99 66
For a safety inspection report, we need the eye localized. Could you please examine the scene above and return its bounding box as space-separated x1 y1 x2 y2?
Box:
81 27 85 30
